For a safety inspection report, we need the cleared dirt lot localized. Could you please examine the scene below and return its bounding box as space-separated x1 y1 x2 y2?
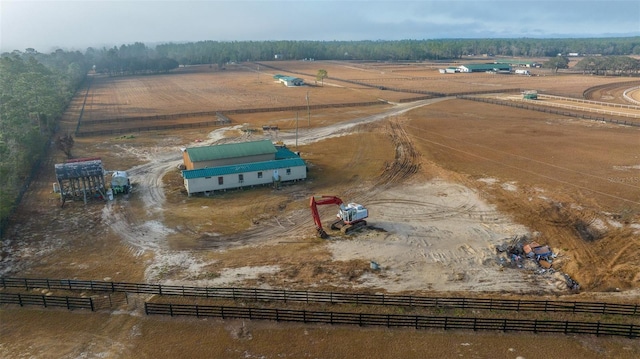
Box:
1 61 639 358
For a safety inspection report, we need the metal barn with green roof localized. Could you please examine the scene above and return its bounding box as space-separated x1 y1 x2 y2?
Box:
457 63 511 73
181 141 307 196
182 139 277 170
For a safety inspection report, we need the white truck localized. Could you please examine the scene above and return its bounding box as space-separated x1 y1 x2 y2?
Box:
515 69 531 76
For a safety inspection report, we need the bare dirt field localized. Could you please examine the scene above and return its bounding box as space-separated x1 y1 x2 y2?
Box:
1 60 639 358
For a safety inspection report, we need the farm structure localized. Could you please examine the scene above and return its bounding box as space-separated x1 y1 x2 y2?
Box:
457 63 511 73
438 67 459 74
273 74 305 86
54 158 107 205
181 140 307 196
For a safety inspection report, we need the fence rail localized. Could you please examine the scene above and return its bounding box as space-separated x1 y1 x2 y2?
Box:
144 302 639 338
533 95 640 118
538 94 640 111
0 292 94 311
2 277 638 316
75 119 229 137
79 101 386 126
458 96 640 127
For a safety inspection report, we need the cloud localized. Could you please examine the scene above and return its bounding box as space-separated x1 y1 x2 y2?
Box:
1 0 638 52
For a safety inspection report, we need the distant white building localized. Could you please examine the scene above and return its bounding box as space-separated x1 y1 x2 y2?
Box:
279 76 304 87
272 74 304 87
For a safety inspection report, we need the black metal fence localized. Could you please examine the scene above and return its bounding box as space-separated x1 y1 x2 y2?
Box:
458 96 640 127
75 119 230 137
2 277 638 316
145 302 639 338
0 292 94 311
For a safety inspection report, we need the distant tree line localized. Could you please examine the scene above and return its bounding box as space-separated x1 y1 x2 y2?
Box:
85 42 179 76
154 37 640 65
0 49 90 225
574 56 640 75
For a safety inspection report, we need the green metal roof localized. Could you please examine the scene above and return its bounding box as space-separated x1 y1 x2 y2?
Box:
495 60 537 65
461 64 511 71
275 146 300 160
186 140 277 162
182 158 306 179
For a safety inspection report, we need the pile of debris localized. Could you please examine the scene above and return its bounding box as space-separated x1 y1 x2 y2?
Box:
495 235 580 291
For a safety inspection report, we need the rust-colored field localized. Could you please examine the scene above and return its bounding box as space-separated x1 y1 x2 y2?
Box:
3 60 640 358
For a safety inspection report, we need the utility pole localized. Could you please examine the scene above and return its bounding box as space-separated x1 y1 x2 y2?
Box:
306 91 310 127
295 111 299 149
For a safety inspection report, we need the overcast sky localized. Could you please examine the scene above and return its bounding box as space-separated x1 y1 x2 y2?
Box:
1 0 639 53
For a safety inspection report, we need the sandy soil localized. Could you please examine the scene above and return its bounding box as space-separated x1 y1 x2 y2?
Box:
2 60 639 359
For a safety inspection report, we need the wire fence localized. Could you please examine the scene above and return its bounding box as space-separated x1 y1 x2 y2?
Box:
144 302 639 338
78 101 386 126
75 119 231 137
74 76 94 135
2 277 638 316
0 292 94 311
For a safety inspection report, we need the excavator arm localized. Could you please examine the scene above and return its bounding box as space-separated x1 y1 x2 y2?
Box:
309 196 344 239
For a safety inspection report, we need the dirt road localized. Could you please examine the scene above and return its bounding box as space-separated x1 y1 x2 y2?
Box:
96 96 568 293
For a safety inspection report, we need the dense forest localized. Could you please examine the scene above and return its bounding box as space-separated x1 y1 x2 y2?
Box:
155 37 640 66
0 50 89 230
1 37 639 233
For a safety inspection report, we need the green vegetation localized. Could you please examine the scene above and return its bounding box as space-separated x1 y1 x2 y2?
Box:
87 42 179 76
543 56 570 72
0 50 89 228
154 37 640 64
316 69 328 86
574 56 640 75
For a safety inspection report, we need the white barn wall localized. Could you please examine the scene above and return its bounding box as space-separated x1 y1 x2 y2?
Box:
184 165 307 195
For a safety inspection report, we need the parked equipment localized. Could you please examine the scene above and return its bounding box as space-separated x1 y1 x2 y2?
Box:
309 195 368 238
110 171 131 195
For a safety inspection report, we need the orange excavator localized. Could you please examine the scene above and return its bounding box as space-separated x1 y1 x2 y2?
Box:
309 195 369 239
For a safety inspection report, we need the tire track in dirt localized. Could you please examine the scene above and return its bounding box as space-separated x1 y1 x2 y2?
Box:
371 118 420 189
100 98 451 279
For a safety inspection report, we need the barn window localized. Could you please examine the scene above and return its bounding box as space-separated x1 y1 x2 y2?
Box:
257 172 263 179
286 168 291 175
218 177 224 185
239 174 244 183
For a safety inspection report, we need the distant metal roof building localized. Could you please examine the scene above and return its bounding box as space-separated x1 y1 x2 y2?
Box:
185 140 277 163
182 158 306 179
278 76 304 86
458 64 511 72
